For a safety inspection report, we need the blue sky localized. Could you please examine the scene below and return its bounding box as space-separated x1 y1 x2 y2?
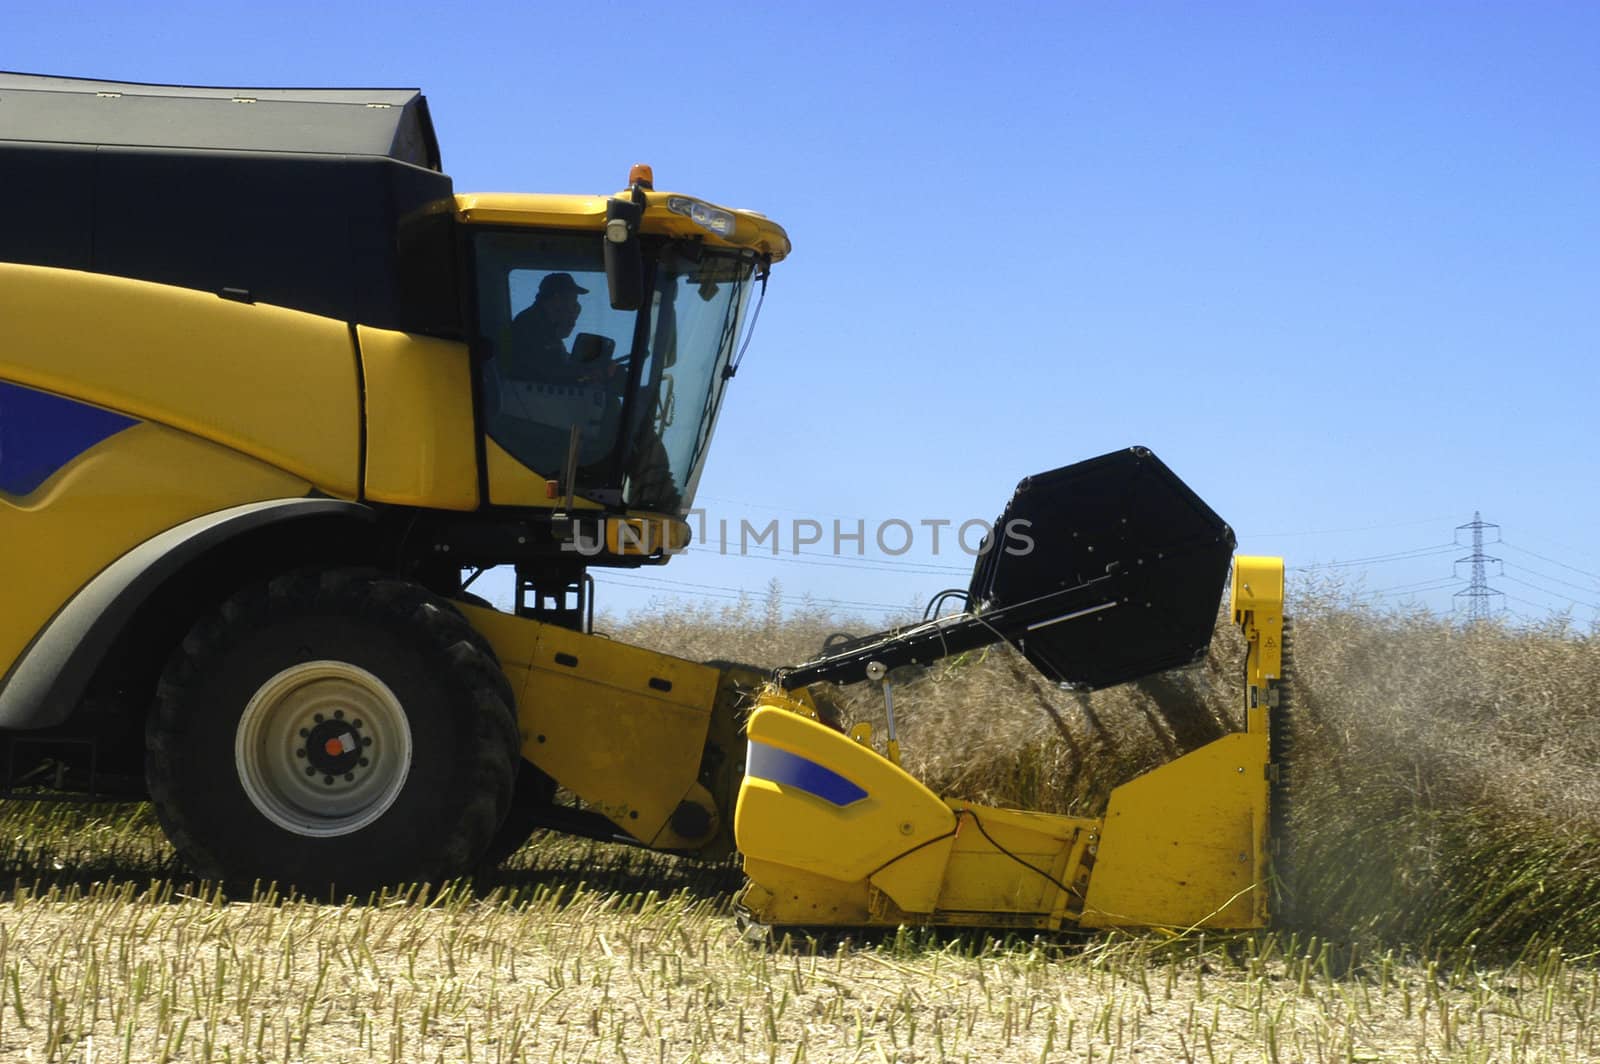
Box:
9 2 1598 627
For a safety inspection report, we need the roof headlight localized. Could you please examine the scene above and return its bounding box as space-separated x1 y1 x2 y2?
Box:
667 196 736 238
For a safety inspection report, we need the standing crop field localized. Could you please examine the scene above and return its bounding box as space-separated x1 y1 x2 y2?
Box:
0 590 1596 1062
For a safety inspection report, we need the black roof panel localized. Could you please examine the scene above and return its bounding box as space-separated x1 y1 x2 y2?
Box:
0 71 441 169
0 72 457 332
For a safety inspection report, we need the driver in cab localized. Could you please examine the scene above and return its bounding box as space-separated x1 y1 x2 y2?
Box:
505 273 619 387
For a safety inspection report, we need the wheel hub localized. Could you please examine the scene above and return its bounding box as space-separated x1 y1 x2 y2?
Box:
301 713 370 778
235 661 413 837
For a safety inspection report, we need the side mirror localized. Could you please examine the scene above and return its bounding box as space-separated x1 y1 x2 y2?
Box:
604 197 645 311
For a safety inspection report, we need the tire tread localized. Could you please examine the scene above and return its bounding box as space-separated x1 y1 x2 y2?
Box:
146 567 519 895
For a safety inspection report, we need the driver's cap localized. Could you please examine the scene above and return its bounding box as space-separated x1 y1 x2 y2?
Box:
538 272 590 297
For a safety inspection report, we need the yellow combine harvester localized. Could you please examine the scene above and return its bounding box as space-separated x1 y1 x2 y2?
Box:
0 73 1286 930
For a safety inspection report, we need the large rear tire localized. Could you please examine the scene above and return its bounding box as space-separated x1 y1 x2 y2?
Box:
146 568 520 896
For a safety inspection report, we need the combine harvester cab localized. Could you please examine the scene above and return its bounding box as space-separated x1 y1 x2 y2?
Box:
735 448 1288 933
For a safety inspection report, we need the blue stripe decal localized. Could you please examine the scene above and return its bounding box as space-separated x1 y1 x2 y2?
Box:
0 381 137 497
747 739 869 807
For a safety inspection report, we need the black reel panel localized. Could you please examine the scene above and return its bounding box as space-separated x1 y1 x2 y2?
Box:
968 446 1236 689
780 447 1235 691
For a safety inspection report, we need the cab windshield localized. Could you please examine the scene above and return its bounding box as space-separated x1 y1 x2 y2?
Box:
473 231 755 514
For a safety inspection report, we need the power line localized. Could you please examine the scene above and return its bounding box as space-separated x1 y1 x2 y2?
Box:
1500 540 1600 582
682 545 969 576
1500 573 1600 612
1503 531 1600 568
1369 577 1458 598
1503 561 1600 597
596 571 912 615
605 570 899 609
1243 514 1455 538
1503 591 1584 618
1290 543 1458 571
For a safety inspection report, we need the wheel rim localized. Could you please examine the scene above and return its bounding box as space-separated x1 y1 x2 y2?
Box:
234 661 413 838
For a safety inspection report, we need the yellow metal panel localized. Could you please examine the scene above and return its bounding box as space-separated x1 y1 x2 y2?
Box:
930 804 1094 918
524 626 721 841
1231 555 1285 684
527 678 705 839
486 437 555 507
484 438 603 509
0 264 360 496
735 707 956 886
529 624 720 710
734 699 1099 926
1080 731 1270 930
456 604 539 673
867 836 955 915
455 193 608 229
484 440 691 562
739 858 873 927
0 422 310 677
357 327 478 510
454 604 721 844
483 438 690 550
1231 553 1284 918
454 190 791 262
454 603 536 737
